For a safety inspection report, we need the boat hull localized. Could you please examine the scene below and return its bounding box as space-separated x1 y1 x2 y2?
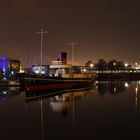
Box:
25 77 93 92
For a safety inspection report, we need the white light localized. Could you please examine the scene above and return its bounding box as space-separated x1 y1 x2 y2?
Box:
11 71 14 75
2 91 7 95
41 71 45 74
135 66 140 70
125 82 129 87
124 63 128 67
90 63 94 67
34 70 40 74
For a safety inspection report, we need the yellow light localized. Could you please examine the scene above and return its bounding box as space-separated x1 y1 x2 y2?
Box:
113 62 116 66
83 69 86 72
90 63 94 67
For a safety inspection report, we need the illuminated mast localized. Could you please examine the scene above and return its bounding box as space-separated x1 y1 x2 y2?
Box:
36 29 48 74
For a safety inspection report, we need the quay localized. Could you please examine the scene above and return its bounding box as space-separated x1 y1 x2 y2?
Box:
0 79 20 87
96 69 140 80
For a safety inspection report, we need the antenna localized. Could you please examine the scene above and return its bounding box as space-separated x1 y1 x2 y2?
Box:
36 29 48 74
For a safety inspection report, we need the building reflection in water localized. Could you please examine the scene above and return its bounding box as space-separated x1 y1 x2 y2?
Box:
95 81 140 110
96 81 130 95
0 86 20 101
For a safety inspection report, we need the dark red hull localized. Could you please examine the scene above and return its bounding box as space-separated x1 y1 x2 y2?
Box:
25 77 93 92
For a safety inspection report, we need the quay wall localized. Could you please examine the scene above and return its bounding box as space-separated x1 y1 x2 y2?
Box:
97 72 140 81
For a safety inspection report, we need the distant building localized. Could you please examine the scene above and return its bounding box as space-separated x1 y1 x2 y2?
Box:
31 65 48 75
10 59 20 72
0 56 20 77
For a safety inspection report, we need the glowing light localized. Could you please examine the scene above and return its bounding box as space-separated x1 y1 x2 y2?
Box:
83 69 86 72
19 69 24 73
113 62 116 66
2 91 7 95
125 82 129 87
114 87 116 93
11 71 14 75
135 86 138 109
124 63 128 67
90 63 94 67
32 65 47 74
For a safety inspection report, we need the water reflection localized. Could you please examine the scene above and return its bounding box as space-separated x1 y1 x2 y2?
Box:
135 82 138 109
1 81 140 139
96 81 140 110
96 81 130 95
23 81 140 139
25 88 95 140
0 86 20 101
49 89 92 116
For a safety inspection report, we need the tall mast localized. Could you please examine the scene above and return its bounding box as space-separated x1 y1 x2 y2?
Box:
36 29 48 74
68 41 78 66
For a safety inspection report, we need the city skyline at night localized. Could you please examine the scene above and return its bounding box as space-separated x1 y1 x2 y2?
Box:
0 0 140 67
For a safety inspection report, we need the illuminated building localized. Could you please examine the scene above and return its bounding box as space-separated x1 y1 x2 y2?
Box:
31 65 48 75
0 56 20 77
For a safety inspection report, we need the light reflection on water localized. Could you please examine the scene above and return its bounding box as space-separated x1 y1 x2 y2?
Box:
0 81 140 139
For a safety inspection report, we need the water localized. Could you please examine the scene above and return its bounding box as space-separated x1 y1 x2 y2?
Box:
0 81 140 140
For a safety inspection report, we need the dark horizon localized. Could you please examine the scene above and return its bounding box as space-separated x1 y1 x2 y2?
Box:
0 0 140 66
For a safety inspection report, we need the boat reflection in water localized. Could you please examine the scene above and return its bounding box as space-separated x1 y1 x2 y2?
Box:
49 88 94 115
0 86 20 101
24 81 140 140
25 87 95 140
25 86 94 102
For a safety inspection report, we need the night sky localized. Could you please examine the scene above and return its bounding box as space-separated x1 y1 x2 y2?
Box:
0 0 140 67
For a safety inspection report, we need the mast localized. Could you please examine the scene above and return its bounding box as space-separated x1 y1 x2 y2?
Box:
36 29 48 74
68 41 78 66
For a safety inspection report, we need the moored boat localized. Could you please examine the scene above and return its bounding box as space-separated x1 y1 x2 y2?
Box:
25 73 97 92
25 51 97 93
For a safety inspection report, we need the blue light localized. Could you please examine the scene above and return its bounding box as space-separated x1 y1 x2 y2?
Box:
0 57 6 73
3 68 5 72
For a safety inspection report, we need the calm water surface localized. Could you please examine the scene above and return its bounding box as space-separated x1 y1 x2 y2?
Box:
0 81 140 140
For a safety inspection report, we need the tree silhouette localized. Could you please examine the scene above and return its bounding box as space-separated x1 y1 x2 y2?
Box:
85 60 93 67
96 59 107 71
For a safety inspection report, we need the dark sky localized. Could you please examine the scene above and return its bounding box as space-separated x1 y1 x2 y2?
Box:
0 0 140 66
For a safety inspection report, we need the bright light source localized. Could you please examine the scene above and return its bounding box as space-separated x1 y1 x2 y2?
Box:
124 63 128 67
125 82 129 87
19 69 24 73
83 69 86 72
11 71 14 75
2 91 7 95
90 63 94 67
